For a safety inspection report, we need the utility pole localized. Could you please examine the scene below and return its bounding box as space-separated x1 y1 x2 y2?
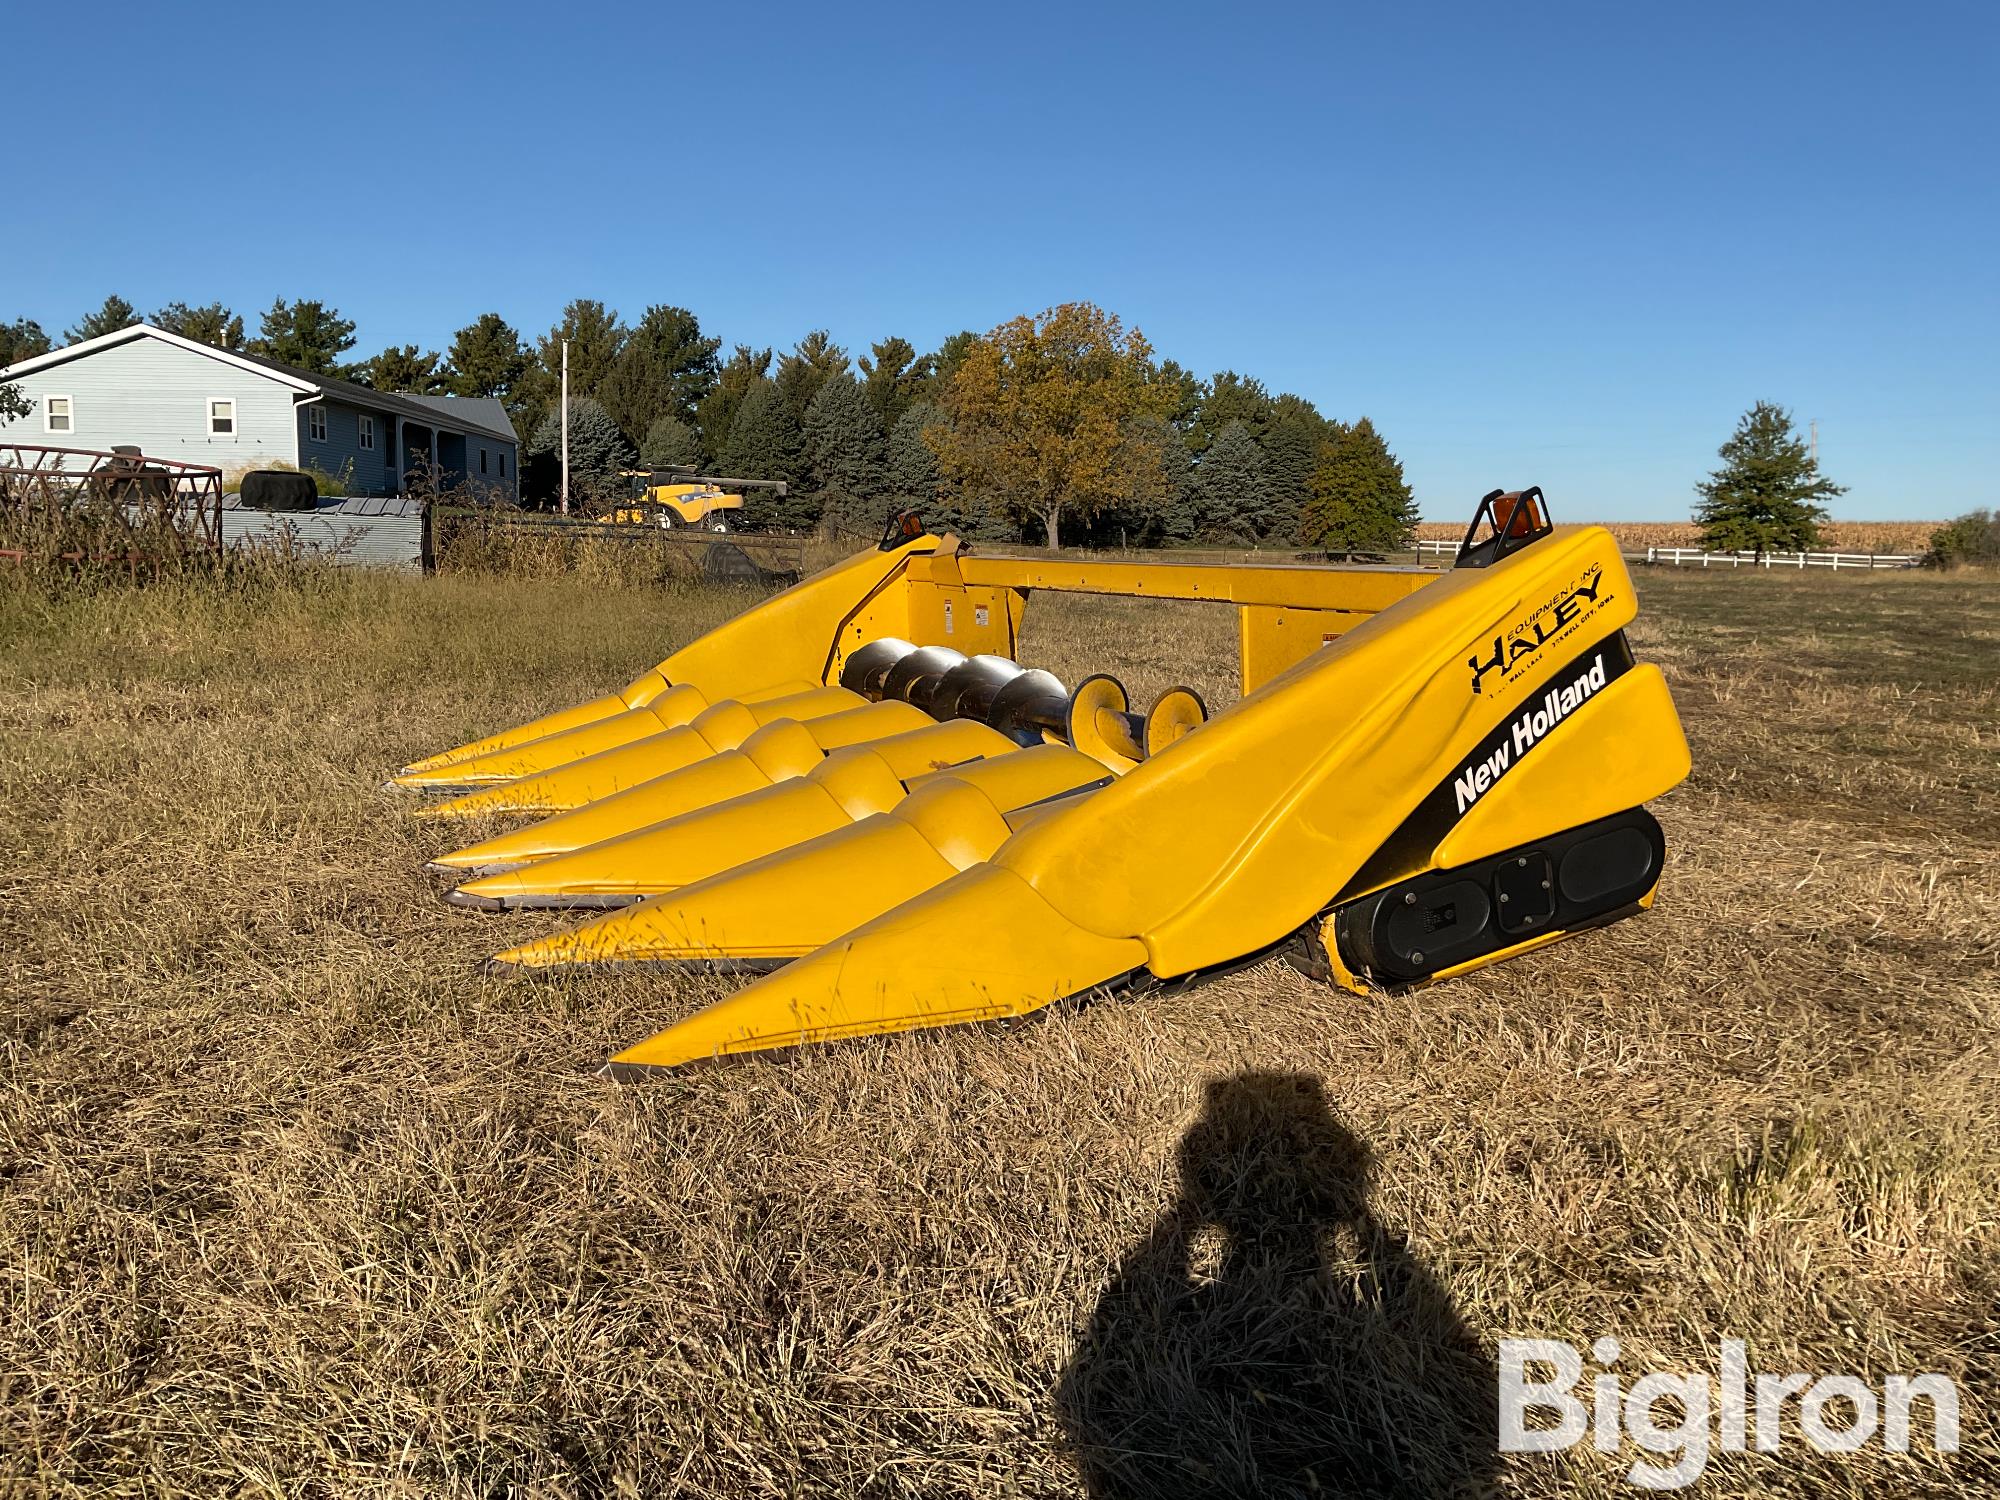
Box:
1810 419 1818 467
559 340 571 517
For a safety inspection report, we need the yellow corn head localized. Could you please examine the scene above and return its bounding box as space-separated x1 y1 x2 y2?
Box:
397 493 1689 1074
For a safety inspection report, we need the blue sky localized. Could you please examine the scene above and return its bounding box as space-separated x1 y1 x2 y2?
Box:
4 0 1993 519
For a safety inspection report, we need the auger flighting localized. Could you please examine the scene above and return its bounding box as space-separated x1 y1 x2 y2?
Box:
396 494 1692 1073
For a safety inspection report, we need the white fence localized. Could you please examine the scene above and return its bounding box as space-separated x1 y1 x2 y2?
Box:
1413 539 1920 571
1643 547 1919 570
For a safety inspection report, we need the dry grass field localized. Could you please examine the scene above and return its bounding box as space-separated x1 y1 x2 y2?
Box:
2 556 1995 1497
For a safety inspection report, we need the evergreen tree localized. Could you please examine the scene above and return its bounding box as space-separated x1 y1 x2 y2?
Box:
0 319 52 368
1191 370 1272 453
722 380 810 526
154 301 244 350
527 396 634 503
929 330 980 389
1160 468 1202 544
775 330 849 423
1694 400 1844 556
599 304 721 440
640 414 702 470
804 373 888 531
249 298 357 375
515 301 627 439
445 314 530 403
361 344 446 393
1191 422 1270 541
64 294 139 345
1299 418 1418 553
1150 359 1208 448
888 400 943 507
698 345 773 464
1263 395 1335 544
858 336 933 426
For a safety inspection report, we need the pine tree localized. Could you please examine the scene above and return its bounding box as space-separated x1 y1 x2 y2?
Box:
1191 371 1272 453
1694 401 1844 556
0 319 52 368
249 298 357 375
722 380 810 527
697 345 773 465
445 314 530 402
1191 422 1270 541
640 414 702 469
64 295 139 345
890 398 942 488
858 336 934 427
1298 418 1417 554
775 331 849 423
154 301 245 350
598 304 721 440
1150 360 1207 448
1160 467 1202 544
361 344 446 393
527 396 635 504
1263 395 1333 543
515 302 628 440
929 331 980 390
804 373 888 528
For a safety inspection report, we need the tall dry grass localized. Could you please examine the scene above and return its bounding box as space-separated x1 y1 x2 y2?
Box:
1 561 1995 1496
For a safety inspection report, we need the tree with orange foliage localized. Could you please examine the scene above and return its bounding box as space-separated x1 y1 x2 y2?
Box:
926 304 1175 550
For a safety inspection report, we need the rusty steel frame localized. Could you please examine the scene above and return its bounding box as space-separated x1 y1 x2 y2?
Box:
0 442 226 565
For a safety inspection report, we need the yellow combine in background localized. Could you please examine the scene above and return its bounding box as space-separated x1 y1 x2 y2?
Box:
396 492 1691 1075
608 467 787 531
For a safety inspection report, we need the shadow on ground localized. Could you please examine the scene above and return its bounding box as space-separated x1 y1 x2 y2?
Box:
1058 1073 1499 1498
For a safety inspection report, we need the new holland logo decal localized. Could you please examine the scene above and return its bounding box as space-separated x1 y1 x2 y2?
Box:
1469 564 1611 695
1453 651 1611 814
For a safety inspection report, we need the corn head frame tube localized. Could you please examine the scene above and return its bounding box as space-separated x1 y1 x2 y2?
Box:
400 527 1439 782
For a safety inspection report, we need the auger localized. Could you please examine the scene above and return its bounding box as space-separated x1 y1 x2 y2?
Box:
396 494 1690 1073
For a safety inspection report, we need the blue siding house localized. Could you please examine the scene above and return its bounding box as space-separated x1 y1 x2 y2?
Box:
0 324 517 499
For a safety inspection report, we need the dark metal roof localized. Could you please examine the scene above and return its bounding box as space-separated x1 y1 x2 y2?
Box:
396 394 517 442
224 347 518 443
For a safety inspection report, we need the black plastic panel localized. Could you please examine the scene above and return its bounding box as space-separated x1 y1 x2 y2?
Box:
1333 807 1666 985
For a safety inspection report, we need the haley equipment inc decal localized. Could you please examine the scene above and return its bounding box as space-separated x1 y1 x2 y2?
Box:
1470 563 1612 696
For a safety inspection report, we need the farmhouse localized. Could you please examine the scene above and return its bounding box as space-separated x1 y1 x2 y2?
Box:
0 324 517 499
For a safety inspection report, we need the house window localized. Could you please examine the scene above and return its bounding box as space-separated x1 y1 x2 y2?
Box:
359 414 375 451
44 395 74 434
480 448 489 475
307 405 326 442
499 451 507 477
209 398 237 436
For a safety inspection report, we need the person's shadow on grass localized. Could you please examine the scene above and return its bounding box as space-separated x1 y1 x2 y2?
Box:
1056 1073 1499 1498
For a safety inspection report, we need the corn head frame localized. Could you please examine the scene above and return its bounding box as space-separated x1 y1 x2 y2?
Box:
398 493 1691 1074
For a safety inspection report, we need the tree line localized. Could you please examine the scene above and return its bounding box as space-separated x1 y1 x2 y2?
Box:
1 296 1417 551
